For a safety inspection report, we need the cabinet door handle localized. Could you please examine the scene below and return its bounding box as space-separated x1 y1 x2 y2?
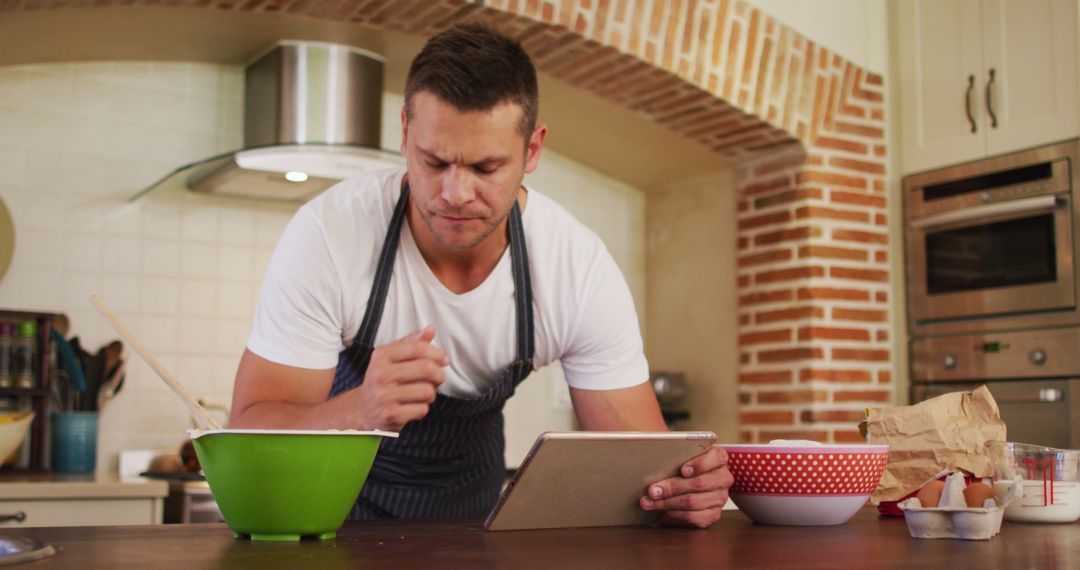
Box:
0 511 26 524
965 74 977 133
985 68 998 128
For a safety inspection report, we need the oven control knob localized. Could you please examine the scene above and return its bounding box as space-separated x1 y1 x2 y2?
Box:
1029 349 1048 365
942 354 958 369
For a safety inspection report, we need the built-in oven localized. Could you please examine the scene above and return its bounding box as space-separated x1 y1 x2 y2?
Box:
904 139 1080 336
910 327 1080 449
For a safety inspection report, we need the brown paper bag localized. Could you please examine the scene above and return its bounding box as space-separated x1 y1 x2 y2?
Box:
865 385 1006 502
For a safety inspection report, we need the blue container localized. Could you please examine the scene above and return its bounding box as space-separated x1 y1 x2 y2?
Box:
51 412 98 473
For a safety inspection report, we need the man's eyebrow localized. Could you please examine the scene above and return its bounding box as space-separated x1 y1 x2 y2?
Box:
416 146 446 162
416 145 509 166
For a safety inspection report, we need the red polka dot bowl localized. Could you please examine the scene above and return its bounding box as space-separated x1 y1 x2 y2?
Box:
723 443 889 526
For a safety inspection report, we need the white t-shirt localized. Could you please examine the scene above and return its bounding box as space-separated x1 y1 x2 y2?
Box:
247 168 648 398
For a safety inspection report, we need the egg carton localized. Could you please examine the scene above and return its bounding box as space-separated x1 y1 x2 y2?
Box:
898 472 1023 540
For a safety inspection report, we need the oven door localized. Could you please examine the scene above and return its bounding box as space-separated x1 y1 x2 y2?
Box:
912 379 1080 449
908 193 1075 324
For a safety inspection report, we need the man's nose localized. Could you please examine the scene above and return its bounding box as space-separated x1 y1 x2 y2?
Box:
441 166 475 207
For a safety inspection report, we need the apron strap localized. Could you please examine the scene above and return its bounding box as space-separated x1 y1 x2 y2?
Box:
354 183 412 348
507 200 535 365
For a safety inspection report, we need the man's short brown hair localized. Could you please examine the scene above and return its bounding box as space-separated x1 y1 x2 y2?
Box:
405 23 538 139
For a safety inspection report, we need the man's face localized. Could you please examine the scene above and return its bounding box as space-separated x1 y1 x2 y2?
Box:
401 91 545 252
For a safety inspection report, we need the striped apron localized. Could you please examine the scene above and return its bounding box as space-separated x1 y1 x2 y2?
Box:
329 184 535 519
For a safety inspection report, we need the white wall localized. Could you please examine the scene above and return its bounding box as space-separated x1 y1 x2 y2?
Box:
743 0 888 73
0 62 646 472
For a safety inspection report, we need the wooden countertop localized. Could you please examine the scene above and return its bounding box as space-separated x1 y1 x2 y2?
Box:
1 508 1078 568
0 473 167 500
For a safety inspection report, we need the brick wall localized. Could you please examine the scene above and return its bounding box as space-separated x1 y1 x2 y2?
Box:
7 0 892 442
736 73 889 443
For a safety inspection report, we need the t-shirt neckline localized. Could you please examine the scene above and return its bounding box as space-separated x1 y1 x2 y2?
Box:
396 185 534 304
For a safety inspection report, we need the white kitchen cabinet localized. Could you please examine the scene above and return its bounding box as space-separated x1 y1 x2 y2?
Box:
0 498 163 528
898 0 1078 174
0 475 167 528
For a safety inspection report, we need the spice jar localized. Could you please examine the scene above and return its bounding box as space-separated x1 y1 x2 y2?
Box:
0 323 13 389
14 321 36 390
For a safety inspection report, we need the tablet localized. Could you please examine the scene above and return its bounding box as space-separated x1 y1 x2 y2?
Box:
484 431 717 531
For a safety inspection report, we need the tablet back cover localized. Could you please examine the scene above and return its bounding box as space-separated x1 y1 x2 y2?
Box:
484 431 717 531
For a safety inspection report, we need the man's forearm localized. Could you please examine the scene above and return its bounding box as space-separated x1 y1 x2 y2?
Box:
228 397 358 430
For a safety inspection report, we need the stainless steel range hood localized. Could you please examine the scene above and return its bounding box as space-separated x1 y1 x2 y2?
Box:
133 41 402 203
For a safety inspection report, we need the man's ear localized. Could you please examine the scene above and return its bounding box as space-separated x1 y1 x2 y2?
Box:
524 124 547 174
400 104 408 154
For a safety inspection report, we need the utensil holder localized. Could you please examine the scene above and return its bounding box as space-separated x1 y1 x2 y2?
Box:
51 412 98 473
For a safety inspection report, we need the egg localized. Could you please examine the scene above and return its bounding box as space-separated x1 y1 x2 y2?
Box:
916 480 945 507
963 482 997 508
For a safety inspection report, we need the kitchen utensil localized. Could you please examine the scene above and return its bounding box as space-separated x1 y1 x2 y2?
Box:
987 441 1080 523
89 294 221 430
189 429 393 541
50 329 86 394
96 361 125 412
723 442 890 526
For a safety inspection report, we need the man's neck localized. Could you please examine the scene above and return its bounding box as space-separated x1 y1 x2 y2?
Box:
406 189 526 295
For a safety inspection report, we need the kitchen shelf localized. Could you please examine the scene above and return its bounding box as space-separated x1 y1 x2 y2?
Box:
0 308 60 472
0 389 49 397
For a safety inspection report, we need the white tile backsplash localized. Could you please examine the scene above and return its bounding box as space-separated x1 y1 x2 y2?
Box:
140 239 180 276
181 204 219 242
180 280 216 317
216 282 252 318
17 228 64 268
21 111 69 153
219 206 254 245
140 277 179 314
24 151 67 192
0 67 29 110
101 236 142 274
0 146 24 189
62 272 101 308
63 155 111 196
26 67 73 112
178 318 218 354
22 191 66 231
0 60 645 475
180 242 216 279
100 274 140 312
216 245 253 282
141 202 181 240
138 315 178 353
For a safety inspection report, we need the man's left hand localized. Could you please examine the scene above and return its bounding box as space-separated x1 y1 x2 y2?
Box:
639 445 734 528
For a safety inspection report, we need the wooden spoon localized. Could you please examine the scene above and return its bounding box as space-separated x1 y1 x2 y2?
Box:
90 294 223 430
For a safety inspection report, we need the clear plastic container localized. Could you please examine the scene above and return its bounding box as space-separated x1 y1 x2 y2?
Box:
987 441 1080 523
13 321 35 390
0 322 13 389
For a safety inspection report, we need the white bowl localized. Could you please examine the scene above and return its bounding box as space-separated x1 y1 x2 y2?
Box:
0 412 35 465
730 495 872 526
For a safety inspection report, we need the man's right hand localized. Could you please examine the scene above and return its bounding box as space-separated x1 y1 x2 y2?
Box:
347 325 448 431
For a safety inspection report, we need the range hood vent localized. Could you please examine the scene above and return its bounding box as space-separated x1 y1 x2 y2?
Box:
133 41 402 203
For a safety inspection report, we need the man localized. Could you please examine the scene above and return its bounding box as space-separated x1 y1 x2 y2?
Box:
229 23 733 528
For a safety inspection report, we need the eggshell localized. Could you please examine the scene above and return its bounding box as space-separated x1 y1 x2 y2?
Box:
916 480 945 508
963 482 997 508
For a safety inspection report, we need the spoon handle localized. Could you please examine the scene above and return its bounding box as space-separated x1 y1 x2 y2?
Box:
89 294 223 430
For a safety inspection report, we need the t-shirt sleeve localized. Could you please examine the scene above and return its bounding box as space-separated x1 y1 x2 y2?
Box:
246 208 344 370
559 249 650 390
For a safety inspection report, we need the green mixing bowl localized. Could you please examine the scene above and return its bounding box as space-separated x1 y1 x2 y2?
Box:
189 429 394 541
